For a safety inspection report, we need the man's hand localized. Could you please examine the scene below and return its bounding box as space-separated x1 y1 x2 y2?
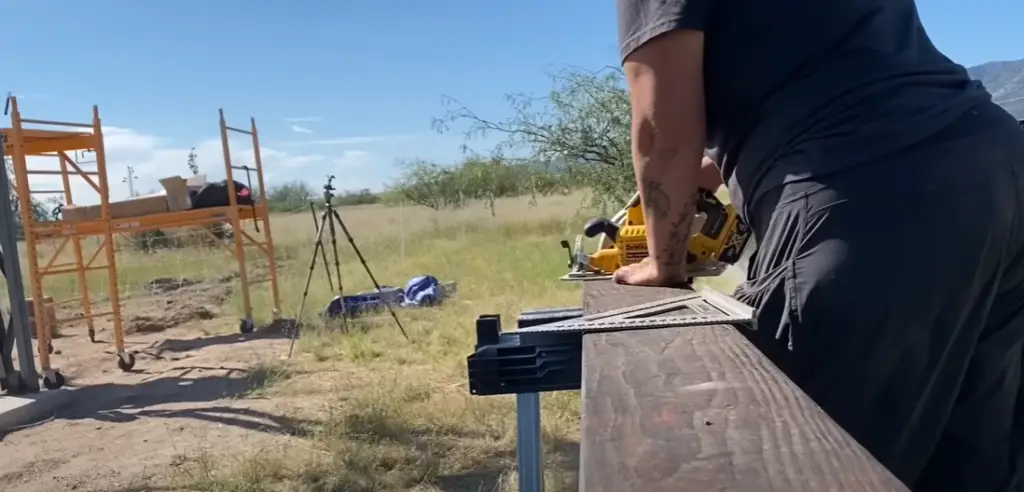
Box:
613 257 689 287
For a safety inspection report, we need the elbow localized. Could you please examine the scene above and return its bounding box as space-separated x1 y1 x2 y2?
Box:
631 115 700 172
632 115 658 162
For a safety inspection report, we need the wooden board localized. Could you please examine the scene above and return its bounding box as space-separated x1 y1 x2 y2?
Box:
578 280 908 492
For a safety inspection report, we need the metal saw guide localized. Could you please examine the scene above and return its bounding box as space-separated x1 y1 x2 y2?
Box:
515 286 756 335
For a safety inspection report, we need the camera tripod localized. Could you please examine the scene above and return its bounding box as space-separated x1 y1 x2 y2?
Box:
288 175 409 357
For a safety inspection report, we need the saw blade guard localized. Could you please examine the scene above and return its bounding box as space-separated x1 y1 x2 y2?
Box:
595 191 639 249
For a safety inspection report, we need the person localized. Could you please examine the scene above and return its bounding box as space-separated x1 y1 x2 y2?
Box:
610 0 1024 490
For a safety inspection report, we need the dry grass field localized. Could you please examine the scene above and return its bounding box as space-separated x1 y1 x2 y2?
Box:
187 193 593 492
0 192 745 492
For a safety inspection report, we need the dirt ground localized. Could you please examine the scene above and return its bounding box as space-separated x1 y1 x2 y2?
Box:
0 275 300 492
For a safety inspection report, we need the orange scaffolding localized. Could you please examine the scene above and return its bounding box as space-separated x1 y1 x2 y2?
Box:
1 97 281 389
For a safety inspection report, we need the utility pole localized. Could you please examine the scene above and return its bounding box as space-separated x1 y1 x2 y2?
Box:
122 166 137 197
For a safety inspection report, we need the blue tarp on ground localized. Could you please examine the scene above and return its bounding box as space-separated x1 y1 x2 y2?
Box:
400 275 441 307
321 274 447 319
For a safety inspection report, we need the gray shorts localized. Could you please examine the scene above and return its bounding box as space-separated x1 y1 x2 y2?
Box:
734 103 1024 491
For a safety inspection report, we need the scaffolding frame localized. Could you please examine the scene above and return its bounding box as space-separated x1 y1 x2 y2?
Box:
1 97 281 389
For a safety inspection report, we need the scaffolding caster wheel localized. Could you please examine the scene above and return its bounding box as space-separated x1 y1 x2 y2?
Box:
43 371 65 390
47 342 54 354
239 318 255 334
117 352 136 372
88 329 97 343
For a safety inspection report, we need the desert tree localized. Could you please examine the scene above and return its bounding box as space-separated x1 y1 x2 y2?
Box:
266 181 315 212
432 66 635 209
387 156 572 214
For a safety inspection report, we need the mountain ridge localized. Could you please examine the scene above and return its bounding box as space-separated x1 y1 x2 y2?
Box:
968 58 1024 119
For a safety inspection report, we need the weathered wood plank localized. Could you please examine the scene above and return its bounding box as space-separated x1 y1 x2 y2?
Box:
582 279 685 314
578 280 908 492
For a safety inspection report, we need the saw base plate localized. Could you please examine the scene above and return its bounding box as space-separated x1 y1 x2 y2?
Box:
559 272 613 282
559 263 729 282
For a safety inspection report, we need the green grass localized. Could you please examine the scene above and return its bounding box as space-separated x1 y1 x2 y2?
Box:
168 194 593 492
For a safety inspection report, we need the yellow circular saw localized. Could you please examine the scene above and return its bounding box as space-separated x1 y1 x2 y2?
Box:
559 189 752 282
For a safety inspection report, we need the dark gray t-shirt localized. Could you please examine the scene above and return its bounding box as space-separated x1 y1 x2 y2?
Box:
617 0 995 216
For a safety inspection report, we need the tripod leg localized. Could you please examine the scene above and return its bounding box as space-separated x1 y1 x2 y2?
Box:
325 209 350 332
309 202 334 292
326 209 345 297
331 209 410 340
288 210 330 358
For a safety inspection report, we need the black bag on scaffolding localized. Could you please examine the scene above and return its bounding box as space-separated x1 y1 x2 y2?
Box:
190 180 254 209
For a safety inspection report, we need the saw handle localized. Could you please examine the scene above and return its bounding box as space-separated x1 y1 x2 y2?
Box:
559 240 573 268
583 217 619 241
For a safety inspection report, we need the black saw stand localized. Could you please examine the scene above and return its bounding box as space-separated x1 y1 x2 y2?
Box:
0 133 42 394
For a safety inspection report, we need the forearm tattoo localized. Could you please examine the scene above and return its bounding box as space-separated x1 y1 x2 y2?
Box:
643 181 671 220
642 180 697 269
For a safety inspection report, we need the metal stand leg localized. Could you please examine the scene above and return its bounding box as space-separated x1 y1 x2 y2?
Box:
0 151 40 393
516 392 544 492
0 315 12 386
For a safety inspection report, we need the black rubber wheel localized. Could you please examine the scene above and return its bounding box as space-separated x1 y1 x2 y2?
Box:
88 329 97 343
47 342 54 354
117 352 136 372
43 371 65 390
239 319 255 334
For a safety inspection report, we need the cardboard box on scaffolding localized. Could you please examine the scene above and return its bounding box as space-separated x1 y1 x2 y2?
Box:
61 174 204 222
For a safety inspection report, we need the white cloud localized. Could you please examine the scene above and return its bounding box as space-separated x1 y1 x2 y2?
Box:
10 93 46 102
269 151 328 168
20 126 334 206
306 134 416 146
284 116 322 123
290 124 314 134
334 150 372 168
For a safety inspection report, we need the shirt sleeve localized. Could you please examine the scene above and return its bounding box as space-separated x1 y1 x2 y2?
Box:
704 147 721 163
617 0 714 62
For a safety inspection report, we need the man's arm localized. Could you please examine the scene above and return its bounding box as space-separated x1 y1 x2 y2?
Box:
619 0 709 278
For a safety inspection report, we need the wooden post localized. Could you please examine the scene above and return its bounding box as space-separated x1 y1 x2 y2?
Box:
578 281 909 492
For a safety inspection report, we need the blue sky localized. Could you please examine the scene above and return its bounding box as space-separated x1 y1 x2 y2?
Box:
3 0 1022 202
